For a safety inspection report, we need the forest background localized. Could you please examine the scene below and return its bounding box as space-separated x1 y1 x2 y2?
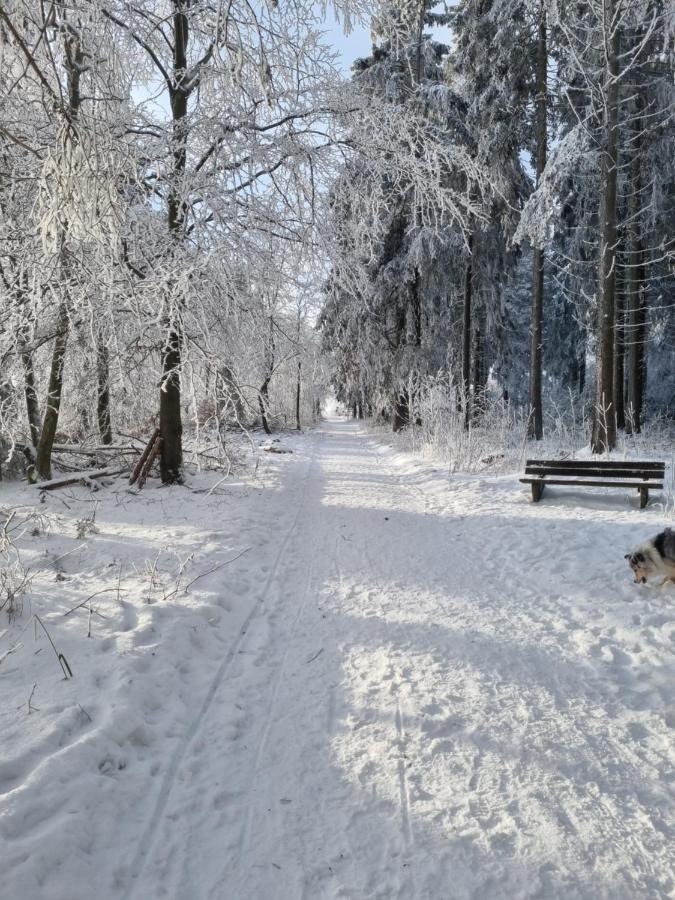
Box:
0 0 673 484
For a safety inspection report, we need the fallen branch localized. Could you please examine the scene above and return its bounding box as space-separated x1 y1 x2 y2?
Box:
64 588 115 617
0 643 21 666
51 544 87 565
136 434 162 490
27 682 39 713
52 444 139 454
182 547 251 594
32 467 126 491
34 615 73 679
129 428 160 486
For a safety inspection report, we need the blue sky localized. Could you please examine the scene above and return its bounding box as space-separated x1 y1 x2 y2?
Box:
323 8 456 75
323 12 373 73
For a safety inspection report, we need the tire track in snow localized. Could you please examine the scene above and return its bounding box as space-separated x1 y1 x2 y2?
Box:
123 437 320 899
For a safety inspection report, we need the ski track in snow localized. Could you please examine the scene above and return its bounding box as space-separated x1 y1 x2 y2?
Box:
2 418 675 899
123 445 321 897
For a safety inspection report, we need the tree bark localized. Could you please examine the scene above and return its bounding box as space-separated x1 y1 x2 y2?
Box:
613 252 625 430
471 322 483 420
258 376 272 434
97 340 113 445
159 321 183 481
591 2 620 454
578 343 586 396
295 360 301 430
13 271 41 448
35 15 83 479
462 234 474 429
625 96 646 435
528 2 547 441
21 344 40 450
393 391 409 432
159 0 190 484
258 315 275 435
36 303 69 479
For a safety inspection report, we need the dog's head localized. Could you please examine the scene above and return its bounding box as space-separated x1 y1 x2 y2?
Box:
625 550 653 584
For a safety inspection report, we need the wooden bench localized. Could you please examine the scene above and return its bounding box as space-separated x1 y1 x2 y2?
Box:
521 459 665 508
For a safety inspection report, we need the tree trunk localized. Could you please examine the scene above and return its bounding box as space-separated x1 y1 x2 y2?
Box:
295 360 301 430
34 16 83 479
613 253 625 430
159 324 183 481
412 268 422 348
462 234 474 429
258 376 272 434
393 391 409 432
528 2 547 441
159 1 190 484
35 303 69 480
625 96 646 435
21 345 40 449
258 315 275 435
578 342 586 396
591 3 620 454
97 340 113 445
471 322 483 420
15 272 41 448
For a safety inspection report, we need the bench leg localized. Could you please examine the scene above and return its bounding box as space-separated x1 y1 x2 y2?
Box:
531 482 544 503
639 486 648 509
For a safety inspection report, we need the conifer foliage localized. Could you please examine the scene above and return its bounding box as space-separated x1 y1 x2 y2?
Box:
324 0 674 449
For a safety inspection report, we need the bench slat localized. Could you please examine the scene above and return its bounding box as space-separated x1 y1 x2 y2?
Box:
525 466 661 479
526 458 664 471
521 477 663 489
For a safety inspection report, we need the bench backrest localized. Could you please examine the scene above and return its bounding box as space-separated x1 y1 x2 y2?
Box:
525 459 665 480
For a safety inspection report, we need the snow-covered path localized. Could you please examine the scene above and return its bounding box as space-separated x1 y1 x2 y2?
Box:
2 418 674 899
128 418 674 900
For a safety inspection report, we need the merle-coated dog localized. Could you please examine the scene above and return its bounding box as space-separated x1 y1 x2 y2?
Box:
626 527 675 585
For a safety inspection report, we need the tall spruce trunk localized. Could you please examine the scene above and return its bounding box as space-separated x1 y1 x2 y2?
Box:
625 97 646 435
295 360 301 430
462 234 474 430
471 323 483 421
528 3 547 440
159 1 189 484
392 304 409 432
613 254 625 430
591 2 620 454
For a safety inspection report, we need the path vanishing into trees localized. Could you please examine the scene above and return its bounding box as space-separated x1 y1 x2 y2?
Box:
121 417 673 899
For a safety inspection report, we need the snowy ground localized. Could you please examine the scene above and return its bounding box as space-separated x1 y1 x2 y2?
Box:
1 418 674 899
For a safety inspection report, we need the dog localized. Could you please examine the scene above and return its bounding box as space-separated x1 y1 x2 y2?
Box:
626 527 675 585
